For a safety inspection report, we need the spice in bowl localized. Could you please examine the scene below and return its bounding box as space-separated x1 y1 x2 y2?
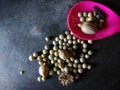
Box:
77 6 105 34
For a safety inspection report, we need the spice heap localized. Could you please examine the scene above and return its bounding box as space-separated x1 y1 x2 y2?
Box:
29 31 93 86
77 6 105 34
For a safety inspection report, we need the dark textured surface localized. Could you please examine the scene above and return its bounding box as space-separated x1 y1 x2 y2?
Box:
0 0 120 90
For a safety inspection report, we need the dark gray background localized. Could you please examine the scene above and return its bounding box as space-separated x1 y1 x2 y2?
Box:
0 0 120 90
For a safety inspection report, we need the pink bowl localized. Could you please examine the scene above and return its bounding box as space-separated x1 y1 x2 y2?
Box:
67 1 120 40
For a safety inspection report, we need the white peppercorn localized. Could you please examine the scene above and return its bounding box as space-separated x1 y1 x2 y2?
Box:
58 40 63 45
80 17 85 22
53 41 58 45
82 48 87 53
20 70 25 75
58 50 61 53
68 40 72 44
43 49 48 54
41 77 46 81
85 54 90 59
54 57 58 61
64 67 69 73
68 63 72 67
41 54 46 58
82 63 87 69
83 12 88 17
77 39 81 43
96 15 100 19
59 34 65 40
87 65 92 70
66 43 70 46
66 59 71 63
29 55 35 61
73 40 77 44
99 19 104 23
65 31 70 35
53 46 58 51
86 17 94 22
37 56 42 61
57 59 62 63
73 69 77 74
88 40 93 44
78 12 82 17
81 40 85 44
72 36 76 40
57 70 61 75
80 57 85 63
58 63 64 68
63 46 67 49
53 67 58 72
49 70 54 75
73 45 78 49
70 57 74 62
70 32 73 35
51 59 55 64
58 45 62 50
61 68 64 72
45 36 50 41
55 63 58 66
64 38 68 42
88 50 93 55
82 43 88 48
78 68 83 73
44 45 50 50
49 50 54 55
55 37 59 41
78 23 81 28
54 52 59 56
37 76 42 81
62 43 66 46
67 35 72 40
38 61 44 65
74 59 79 64
33 52 38 57
43 58 47 62
48 55 54 60
78 64 82 68
73 63 78 68
88 12 93 17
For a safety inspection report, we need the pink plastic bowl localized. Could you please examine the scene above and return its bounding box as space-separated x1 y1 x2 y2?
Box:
67 1 120 40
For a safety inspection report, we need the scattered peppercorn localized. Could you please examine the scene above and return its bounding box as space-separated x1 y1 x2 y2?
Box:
29 30 93 87
45 36 50 41
20 70 25 75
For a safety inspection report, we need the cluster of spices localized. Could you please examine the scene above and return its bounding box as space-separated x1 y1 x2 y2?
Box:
29 30 93 87
77 6 105 34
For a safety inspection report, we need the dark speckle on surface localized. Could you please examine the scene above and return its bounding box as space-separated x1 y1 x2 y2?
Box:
0 0 120 90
